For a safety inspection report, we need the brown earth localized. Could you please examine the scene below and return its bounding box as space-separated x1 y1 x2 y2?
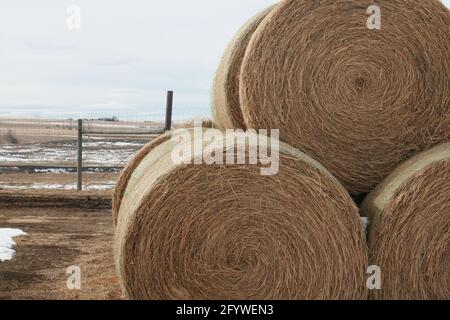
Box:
0 191 123 300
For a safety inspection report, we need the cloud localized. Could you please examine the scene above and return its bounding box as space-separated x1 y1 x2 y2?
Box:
0 0 448 119
0 0 274 118
26 40 77 51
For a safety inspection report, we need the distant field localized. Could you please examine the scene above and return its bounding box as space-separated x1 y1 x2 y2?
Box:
0 117 165 145
0 117 161 191
0 117 213 299
0 133 149 191
0 139 147 168
0 117 212 191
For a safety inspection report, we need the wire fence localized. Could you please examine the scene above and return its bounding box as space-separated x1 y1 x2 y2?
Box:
0 92 211 192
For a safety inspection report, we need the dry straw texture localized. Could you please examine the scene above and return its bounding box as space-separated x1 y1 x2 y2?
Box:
112 132 173 225
239 0 450 195
113 127 211 225
114 130 368 300
361 143 450 300
212 5 276 129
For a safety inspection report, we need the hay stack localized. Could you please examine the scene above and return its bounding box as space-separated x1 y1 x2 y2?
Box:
239 0 450 194
114 130 367 300
113 131 173 225
212 5 276 129
362 143 450 300
113 127 213 225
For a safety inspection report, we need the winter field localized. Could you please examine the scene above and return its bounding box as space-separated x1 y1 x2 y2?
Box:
0 137 146 191
0 117 171 299
0 117 204 190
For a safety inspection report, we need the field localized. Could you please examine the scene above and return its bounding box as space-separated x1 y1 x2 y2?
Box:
0 118 165 300
0 116 214 300
0 117 165 144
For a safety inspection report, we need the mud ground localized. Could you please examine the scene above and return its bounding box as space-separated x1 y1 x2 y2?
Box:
0 193 123 300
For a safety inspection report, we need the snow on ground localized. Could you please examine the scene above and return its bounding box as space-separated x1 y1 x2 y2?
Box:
82 141 144 147
26 167 121 174
0 228 27 262
33 168 73 174
0 139 145 166
0 182 116 191
360 217 369 234
0 146 139 166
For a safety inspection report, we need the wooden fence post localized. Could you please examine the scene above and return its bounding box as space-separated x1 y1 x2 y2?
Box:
77 119 83 191
165 91 173 131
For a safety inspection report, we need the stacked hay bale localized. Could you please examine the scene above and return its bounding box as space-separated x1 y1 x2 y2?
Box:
361 143 450 300
114 130 367 299
114 0 449 300
113 131 174 225
212 5 275 129
214 0 450 195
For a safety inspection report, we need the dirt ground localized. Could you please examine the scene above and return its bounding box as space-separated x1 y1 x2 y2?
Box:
0 172 119 187
0 118 213 300
0 191 123 300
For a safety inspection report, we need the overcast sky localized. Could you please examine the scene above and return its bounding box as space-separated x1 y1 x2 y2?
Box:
0 0 448 120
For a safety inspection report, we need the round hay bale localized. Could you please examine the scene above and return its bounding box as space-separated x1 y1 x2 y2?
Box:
112 132 173 226
239 0 450 194
361 143 450 300
212 5 276 129
115 130 368 300
113 128 204 225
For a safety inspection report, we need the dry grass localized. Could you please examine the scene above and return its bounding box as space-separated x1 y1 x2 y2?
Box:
362 143 450 300
238 0 450 194
0 203 122 300
212 5 275 129
114 131 368 300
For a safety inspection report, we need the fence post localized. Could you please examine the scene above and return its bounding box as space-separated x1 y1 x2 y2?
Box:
165 90 173 131
77 119 83 191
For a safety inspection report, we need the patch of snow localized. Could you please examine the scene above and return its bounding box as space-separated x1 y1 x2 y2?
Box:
0 228 27 262
0 144 139 166
361 217 370 234
0 182 116 191
83 141 144 148
33 168 70 174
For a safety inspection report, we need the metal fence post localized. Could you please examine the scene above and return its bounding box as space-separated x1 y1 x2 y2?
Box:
77 119 83 191
165 90 173 131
